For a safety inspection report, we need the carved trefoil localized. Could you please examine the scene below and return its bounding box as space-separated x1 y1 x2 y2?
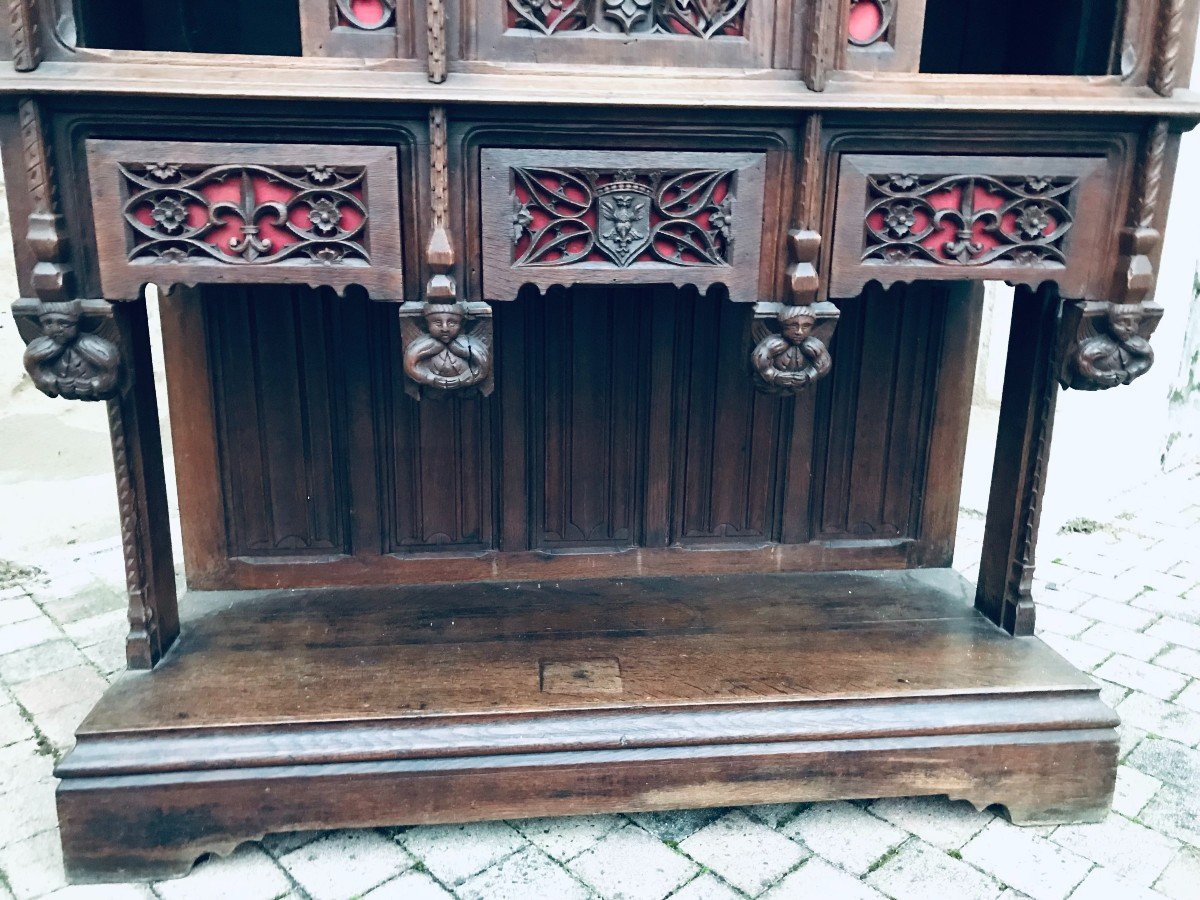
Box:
482 149 766 301
86 140 404 299
751 301 840 395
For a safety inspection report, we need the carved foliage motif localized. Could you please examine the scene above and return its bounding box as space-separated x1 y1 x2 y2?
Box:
118 162 370 267
13 300 121 402
863 173 1078 267
335 0 396 29
751 302 840 395
511 167 735 269
505 0 747 37
847 0 895 47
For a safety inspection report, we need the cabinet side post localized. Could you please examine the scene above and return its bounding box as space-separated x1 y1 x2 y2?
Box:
976 285 1062 636
108 297 179 669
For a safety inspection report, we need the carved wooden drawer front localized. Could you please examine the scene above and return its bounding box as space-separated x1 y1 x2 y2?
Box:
87 141 404 300
481 149 766 302
829 154 1109 299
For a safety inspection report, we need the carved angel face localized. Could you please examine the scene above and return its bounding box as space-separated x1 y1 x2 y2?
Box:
39 312 78 346
781 315 815 343
1108 310 1141 342
425 311 464 344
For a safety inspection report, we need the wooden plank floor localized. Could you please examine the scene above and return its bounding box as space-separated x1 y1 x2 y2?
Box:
80 569 1092 733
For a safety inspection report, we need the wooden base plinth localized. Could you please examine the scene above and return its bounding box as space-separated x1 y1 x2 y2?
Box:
55 569 1118 882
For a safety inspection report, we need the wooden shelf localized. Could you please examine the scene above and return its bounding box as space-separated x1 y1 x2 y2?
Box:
56 569 1119 882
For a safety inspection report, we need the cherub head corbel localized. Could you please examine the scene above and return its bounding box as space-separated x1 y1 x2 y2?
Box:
750 301 841 395
399 300 494 399
13 299 122 402
1062 299 1161 392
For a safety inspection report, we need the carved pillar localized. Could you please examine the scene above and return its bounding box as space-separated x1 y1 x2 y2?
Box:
976 285 1061 637
401 106 495 399
10 99 179 668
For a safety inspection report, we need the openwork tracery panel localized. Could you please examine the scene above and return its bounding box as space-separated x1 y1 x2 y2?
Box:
335 0 396 29
847 0 895 47
481 149 766 301
505 0 748 37
87 140 404 299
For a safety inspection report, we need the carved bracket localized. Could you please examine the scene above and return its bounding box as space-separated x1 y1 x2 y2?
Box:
11 299 122 401
1060 300 1163 392
750 300 840 395
398 300 494 399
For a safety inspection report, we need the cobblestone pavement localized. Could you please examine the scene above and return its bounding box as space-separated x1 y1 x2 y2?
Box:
0 462 1197 900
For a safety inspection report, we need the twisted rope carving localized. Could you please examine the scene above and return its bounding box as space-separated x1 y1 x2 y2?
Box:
796 115 824 231
9 0 41 71
428 0 447 83
1149 0 1185 95
429 108 449 235
108 393 154 654
19 99 54 229
1135 120 1169 230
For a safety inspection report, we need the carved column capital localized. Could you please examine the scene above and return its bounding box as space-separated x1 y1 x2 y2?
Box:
12 298 123 401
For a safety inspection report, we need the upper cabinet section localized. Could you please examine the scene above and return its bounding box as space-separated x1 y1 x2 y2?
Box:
12 0 1196 94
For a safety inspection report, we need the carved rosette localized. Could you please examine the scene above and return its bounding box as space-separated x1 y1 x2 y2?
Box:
751 301 840 395
12 299 122 402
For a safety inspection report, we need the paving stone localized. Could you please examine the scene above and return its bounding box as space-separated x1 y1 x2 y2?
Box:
278 829 413 900
0 739 54 796
77 637 127 678
1050 815 1178 885
1038 633 1111 671
259 831 318 857
626 809 725 843
1154 845 1200 900
0 701 33 748
1078 623 1168 662
677 811 808 895
1154 646 1200 680
1175 680 1200 713
1034 607 1091 639
1112 765 1163 818
1066 867 1169 900
456 846 591 900
155 843 292 900
1067 572 1146 603
1094 656 1190 701
0 777 58 848
1095 678 1131 710
1116 692 1200 747
0 828 67 899
1139 784 1200 849
1120 723 1150 760
61 609 126 650
1147 618 1200 652
567 825 698 900
32 697 93 754
399 821 525 886
39 885 156 900
11 665 106 719
763 856 889 900
38 582 125 627
744 803 802 828
961 821 1091 900
0 597 39 628
0 640 89 684
666 873 744 900
867 796 993 850
361 870 455 900
1126 737 1200 790
1075 598 1159 632
514 815 622 862
864 839 1001 900
0 618 59 656
1035 586 1092 613
1133 593 1200 626
782 801 908 876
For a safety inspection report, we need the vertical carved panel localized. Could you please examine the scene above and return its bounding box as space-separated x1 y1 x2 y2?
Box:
813 283 946 540
529 289 648 549
206 287 352 558
676 295 784 542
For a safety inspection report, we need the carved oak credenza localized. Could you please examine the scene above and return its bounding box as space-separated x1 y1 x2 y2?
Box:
2 0 1198 883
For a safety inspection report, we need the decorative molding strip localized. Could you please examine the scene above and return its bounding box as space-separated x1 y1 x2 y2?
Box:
19 99 72 301
425 107 455 297
9 0 41 71
335 0 396 30
847 0 895 47
428 0 447 82
862 173 1079 267
87 140 404 299
1149 0 1185 96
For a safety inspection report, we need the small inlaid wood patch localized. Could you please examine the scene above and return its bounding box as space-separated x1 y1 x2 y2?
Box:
540 658 623 695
